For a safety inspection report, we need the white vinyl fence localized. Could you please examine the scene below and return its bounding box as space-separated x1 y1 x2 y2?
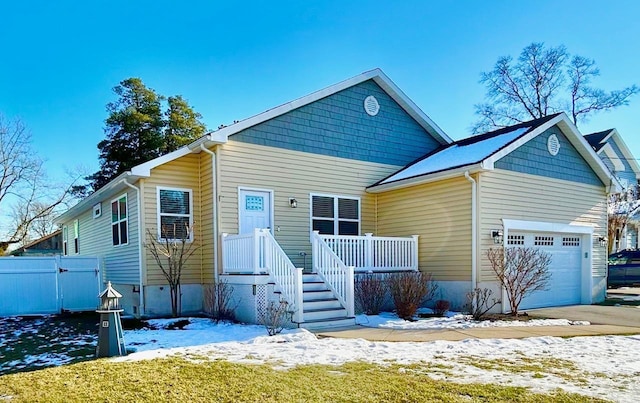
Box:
0 256 101 316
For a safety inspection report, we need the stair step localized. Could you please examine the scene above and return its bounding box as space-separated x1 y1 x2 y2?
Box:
303 307 347 322
303 299 342 311
303 290 335 301
302 274 323 283
297 317 356 330
302 282 329 292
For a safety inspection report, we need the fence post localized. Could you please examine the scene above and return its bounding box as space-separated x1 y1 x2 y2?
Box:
312 231 320 273
253 229 261 274
412 235 420 271
364 233 373 270
346 265 355 317
294 267 304 323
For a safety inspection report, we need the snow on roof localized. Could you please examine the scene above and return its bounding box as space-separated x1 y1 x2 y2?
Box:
378 126 530 185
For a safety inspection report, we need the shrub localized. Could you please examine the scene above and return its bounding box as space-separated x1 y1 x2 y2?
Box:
355 272 388 315
387 272 437 320
466 287 501 320
259 300 294 336
203 280 237 323
487 247 552 316
433 299 450 316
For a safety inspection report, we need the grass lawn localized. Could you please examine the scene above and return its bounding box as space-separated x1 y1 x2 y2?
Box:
0 358 607 402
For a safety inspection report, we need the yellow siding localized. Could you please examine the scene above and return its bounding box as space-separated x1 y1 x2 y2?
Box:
376 176 473 281
217 140 401 269
478 170 608 281
142 153 210 286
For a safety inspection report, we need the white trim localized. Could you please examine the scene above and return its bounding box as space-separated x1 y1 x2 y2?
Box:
367 164 485 193
110 193 129 247
72 219 80 255
608 129 640 179
92 203 102 219
309 192 361 237
601 143 626 172
131 147 195 177
500 219 594 312
156 186 194 241
237 186 275 234
62 226 68 256
198 69 452 147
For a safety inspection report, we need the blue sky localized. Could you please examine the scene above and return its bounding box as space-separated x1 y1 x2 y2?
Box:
1 1 639 182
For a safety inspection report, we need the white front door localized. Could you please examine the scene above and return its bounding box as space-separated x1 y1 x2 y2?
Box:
238 189 272 234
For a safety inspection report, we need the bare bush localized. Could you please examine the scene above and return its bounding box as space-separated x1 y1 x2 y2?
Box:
466 287 501 320
145 224 198 317
433 299 450 317
259 300 294 336
355 272 388 315
487 247 552 316
387 272 437 320
203 280 237 323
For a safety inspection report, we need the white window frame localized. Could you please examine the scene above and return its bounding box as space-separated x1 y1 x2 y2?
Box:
62 226 68 256
157 186 194 241
309 193 361 237
111 194 129 247
73 219 79 254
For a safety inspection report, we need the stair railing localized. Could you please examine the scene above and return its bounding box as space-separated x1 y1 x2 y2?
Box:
311 230 355 317
259 229 304 323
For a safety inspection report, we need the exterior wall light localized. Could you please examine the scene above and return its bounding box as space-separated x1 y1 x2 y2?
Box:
289 198 298 208
598 236 607 247
491 230 504 244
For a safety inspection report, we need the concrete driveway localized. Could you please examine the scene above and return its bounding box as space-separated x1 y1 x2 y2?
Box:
527 302 640 327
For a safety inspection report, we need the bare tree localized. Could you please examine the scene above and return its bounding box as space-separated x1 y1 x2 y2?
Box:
608 184 640 252
474 43 638 133
487 247 552 316
145 224 199 317
387 272 437 320
0 115 78 253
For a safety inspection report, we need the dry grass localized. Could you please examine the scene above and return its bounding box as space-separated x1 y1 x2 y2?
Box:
0 358 608 402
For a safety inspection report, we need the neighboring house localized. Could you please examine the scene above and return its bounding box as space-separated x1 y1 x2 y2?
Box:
584 129 640 251
56 69 617 326
9 230 63 256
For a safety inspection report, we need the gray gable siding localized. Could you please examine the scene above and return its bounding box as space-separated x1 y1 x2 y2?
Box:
495 126 603 187
230 80 441 166
601 138 637 185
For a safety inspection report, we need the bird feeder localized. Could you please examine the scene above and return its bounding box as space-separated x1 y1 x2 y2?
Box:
96 281 126 357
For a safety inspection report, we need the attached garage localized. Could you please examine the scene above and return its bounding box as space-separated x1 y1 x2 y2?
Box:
509 231 583 309
503 220 593 311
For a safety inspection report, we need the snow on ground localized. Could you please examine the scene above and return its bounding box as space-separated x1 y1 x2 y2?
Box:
113 315 640 403
356 310 590 329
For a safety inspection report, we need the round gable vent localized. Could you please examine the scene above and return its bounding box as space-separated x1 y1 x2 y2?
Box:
547 134 560 156
364 95 380 116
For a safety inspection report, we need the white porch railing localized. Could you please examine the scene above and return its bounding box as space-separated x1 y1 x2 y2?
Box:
317 232 419 272
311 231 355 317
222 229 304 323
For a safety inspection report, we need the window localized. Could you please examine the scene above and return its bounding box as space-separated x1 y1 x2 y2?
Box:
534 236 554 246
311 194 360 235
63 226 68 255
507 235 524 245
73 220 79 254
111 195 128 246
158 188 192 240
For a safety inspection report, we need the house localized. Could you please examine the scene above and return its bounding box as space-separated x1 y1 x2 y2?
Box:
9 230 63 256
584 129 640 251
56 69 617 326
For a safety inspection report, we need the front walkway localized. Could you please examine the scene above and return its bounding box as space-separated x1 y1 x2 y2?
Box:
315 324 640 342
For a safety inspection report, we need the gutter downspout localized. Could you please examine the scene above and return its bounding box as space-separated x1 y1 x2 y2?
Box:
464 171 477 303
200 144 219 284
122 179 145 316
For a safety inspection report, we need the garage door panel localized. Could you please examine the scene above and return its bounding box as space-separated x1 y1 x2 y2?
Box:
511 232 582 310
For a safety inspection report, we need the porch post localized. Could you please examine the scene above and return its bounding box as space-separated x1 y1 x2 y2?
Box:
412 235 419 271
294 267 304 323
364 233 373 270
346 265 355 317
253 228 261 274
221 233 228 274
312 230 320 273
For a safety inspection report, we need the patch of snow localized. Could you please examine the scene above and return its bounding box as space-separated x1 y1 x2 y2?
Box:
356 312 589 329
379 127 529 184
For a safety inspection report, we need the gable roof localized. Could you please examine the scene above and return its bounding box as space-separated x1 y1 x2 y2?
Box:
368 113 619 193
584 128 640 180
57 69 451 223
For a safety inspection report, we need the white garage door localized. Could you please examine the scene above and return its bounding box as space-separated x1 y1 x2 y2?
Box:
508 232 582 309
